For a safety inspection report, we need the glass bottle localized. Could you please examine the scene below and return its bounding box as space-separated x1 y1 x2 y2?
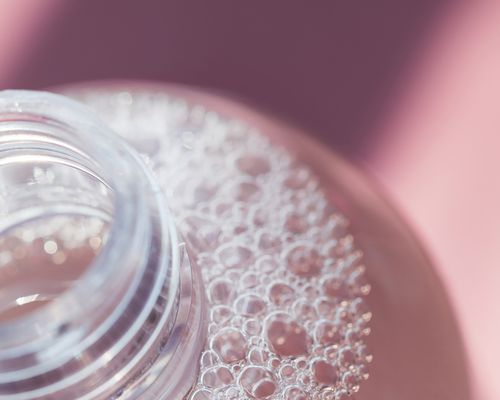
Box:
0 86 470 400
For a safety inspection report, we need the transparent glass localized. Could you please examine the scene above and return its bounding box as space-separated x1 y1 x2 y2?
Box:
0 91 206 400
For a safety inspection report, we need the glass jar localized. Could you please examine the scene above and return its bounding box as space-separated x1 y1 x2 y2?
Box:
0 91 206 399
0 85 470 400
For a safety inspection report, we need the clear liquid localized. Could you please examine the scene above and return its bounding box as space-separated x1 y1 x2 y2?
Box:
0 214 108 322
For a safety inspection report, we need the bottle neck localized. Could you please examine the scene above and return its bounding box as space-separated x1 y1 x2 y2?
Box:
0 91 182 399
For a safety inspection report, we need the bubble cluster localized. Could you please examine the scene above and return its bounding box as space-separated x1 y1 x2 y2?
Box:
71 89 373 399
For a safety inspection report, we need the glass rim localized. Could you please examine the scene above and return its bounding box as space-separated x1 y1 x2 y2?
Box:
0 90 179 354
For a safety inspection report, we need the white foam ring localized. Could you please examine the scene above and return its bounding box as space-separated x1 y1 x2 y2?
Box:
72 89 372 400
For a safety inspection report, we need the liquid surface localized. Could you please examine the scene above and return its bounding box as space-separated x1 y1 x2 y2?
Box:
70 90 372 399
0 215 107 322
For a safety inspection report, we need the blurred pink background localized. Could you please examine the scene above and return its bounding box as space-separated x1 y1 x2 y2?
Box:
1 2 499 398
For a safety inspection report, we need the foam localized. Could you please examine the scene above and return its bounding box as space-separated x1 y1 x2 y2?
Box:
72 89 372 400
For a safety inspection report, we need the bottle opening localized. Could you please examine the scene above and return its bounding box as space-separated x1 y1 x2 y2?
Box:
0 126 113 322
0 216 108 322
0 91 206 400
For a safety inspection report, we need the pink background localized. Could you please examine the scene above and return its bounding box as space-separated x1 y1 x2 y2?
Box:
1 2 499 398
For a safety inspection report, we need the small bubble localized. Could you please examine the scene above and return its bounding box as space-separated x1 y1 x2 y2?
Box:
284 387 309 400
265 314 310 357
236 155 271 176
201 351 219 368
322 275 349 299
209 279 235 305
0 251 13 266
293 299 318 321
285 245 323 277
347 268 370 296
241 272 259 288
345 327 361 343
182 215 221 252
211 306 233 324
334 390 350 400
341 371 360 393
279 364 295 380
325 346 338 361
248 348 270 365
269 357 280 369
356 344 372 363
243 319 261 336
313 359 338 385
268 282 295 307
19 229 35 243
217 244 253 269
211 328 247 363
232 181 261 202
190 389 212 400
283 167 311 190
52 251 67 265
315 321 342 346
88 236 102 251
239 366 277 399
202 366 234 388
257 232 281 252
338 348 356 367
303 285 319 300
235 294 267 317
43 240 58 255
284 212 309 234
255 256 279 274
299 373 311 386
251 207 269 227
320 390 336 400
358 364 370 380
349 298 370 318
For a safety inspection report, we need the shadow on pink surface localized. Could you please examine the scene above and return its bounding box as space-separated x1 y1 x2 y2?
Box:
370 3 500 399
5 1 447 156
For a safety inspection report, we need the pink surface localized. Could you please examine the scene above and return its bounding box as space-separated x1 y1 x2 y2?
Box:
371 3 500 399
0 0 63 87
